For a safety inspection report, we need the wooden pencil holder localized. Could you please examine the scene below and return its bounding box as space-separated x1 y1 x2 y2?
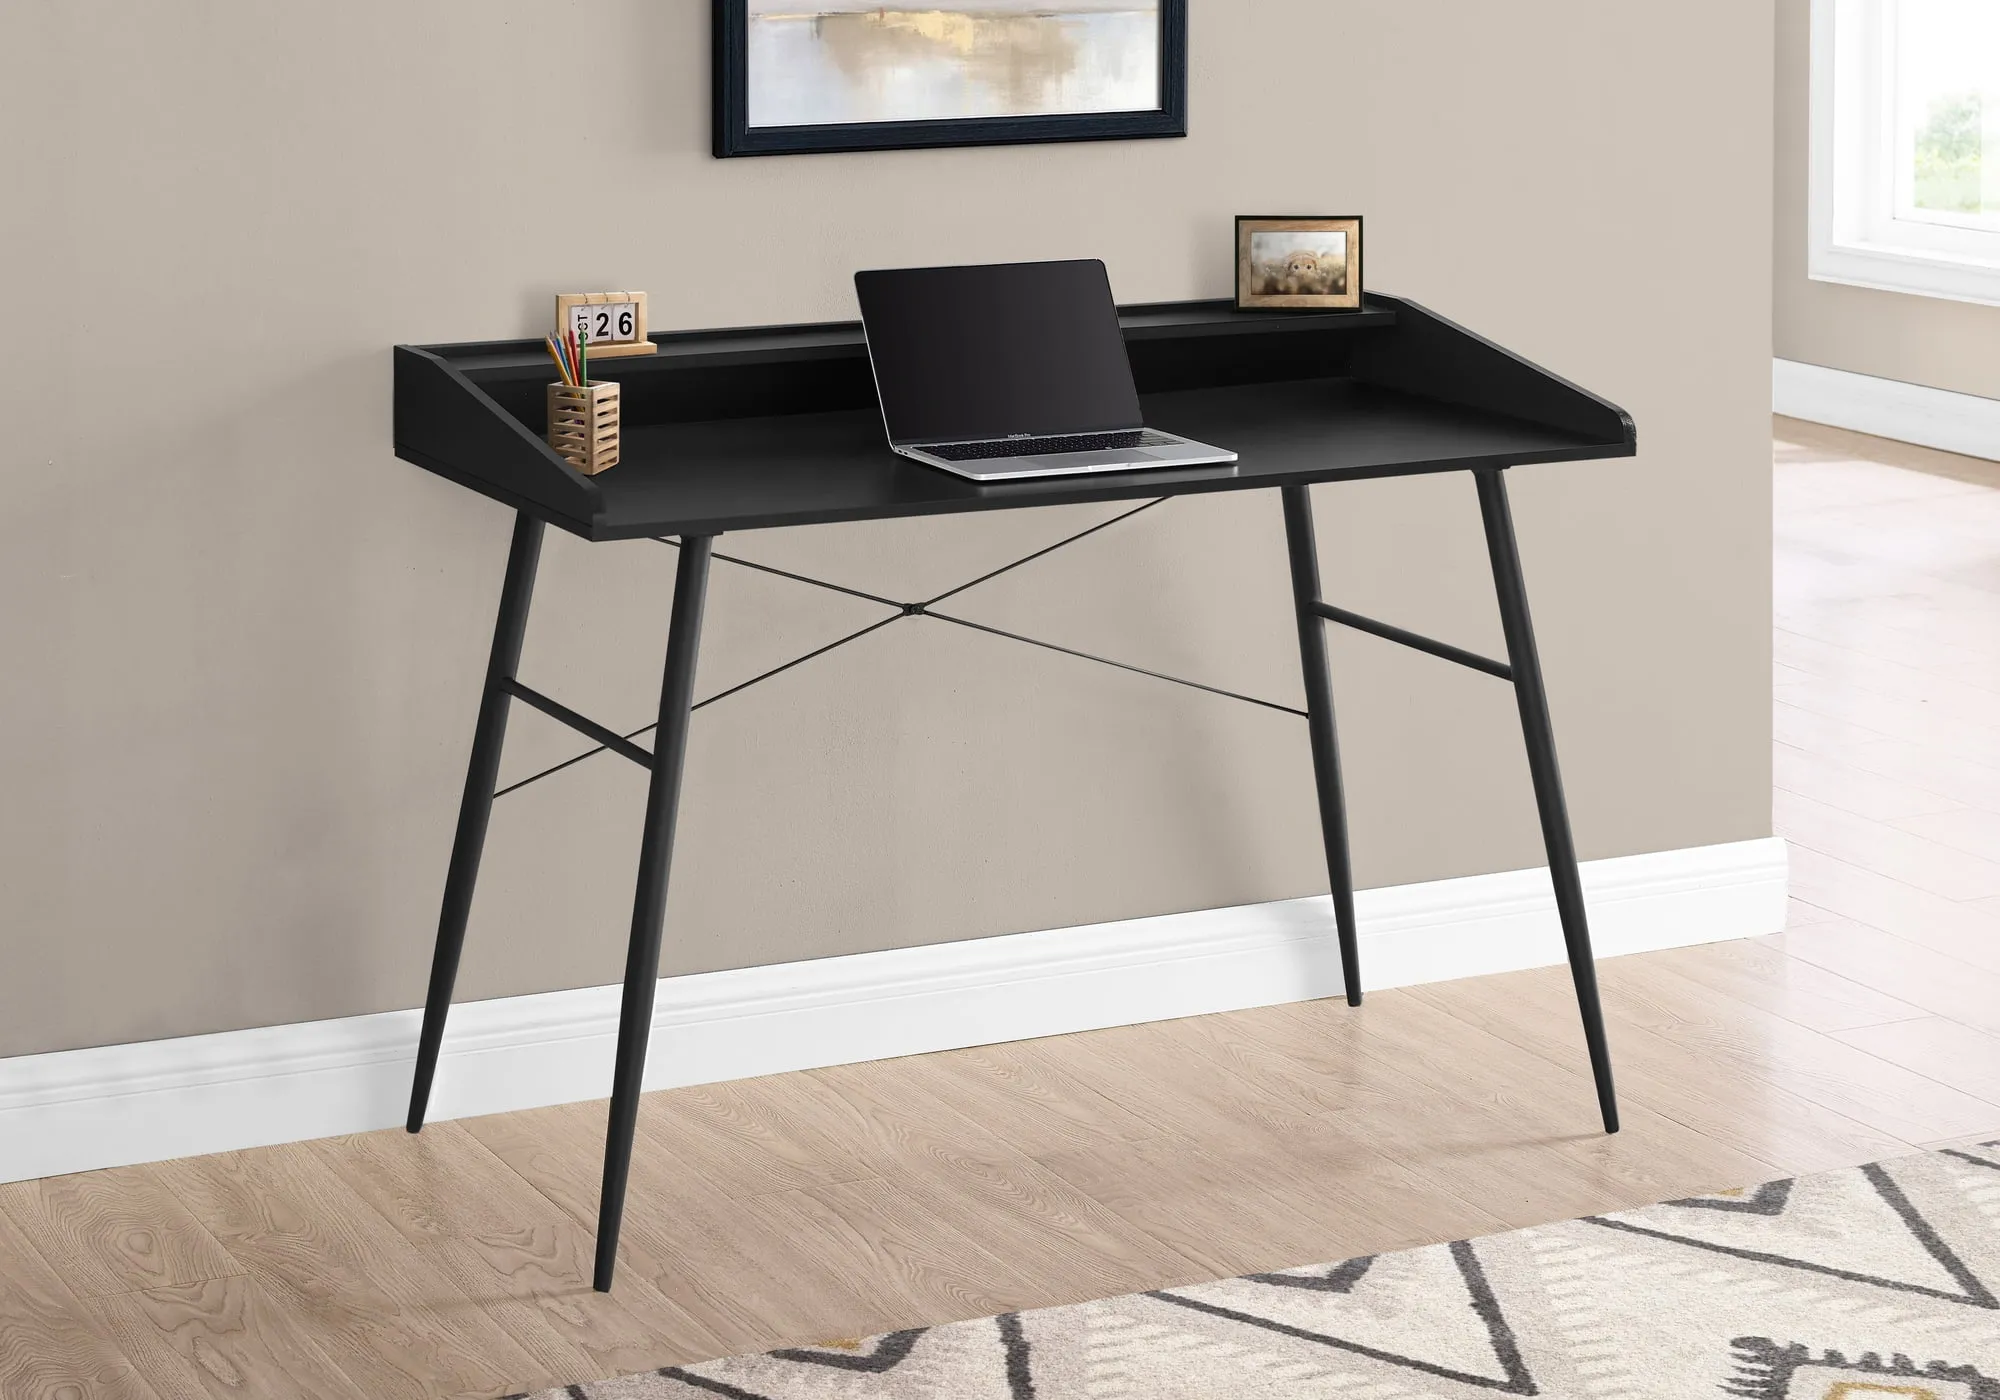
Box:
547 381 621 475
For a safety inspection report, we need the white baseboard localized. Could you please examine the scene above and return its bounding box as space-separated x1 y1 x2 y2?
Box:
0 836 1787 1184
1774 358 2000 463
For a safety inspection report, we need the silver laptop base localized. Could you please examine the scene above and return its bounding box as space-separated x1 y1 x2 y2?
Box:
897 433 1238 483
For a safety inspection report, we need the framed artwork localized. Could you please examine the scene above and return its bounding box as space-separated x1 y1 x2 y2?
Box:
1235 216 1365 312
713 0 1187 158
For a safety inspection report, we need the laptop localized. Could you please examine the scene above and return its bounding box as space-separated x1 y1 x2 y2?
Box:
854 259 1237 482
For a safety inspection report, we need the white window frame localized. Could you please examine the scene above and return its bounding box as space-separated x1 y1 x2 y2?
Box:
1809 0 2000 307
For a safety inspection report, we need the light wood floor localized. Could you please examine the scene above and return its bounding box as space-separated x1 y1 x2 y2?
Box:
7 420 2000 1400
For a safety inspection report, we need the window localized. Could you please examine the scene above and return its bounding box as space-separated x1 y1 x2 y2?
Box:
1810 0 2000 305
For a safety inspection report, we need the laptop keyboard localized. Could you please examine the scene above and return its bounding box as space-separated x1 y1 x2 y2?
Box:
920 429 1180 462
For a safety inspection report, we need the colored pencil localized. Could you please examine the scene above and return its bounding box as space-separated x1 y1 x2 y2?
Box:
579 325 588 386
544 334 572 386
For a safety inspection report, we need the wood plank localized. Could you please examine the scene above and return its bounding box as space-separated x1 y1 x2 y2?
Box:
1031 1130 1488 1281
634 1076 880 1201
1818 743 2000 818
1780 609 2000 691
1773 698 1893 756
757 1176 1043 1330
1774 920 2000 1036
458 1102 606 1230
1255 992 1795 1205
420 1222 724 1380
1637 934 1929 1034
1772 739 1964 824
1780 609 2000 687
156 1143 552 1400
1772 419 2000 496
892 1038 1167 1157
1404 967 1910 1176
1023 1016 1380 1151
468 1101 932 1358
1170 1002 1744 1240
307 1121 572 1246
1787 844 2000 976
1777 786 2000 901
1782 498 2000 594
1891 805 2000 864
1832 1017 2000 1108
85 1276 365 1400
792 1058 1207 1306
0 1168 238 1302
1164 1003 1440 1126
0 1204 161 1400
1586 956 2000 1144
1776 626 2000 728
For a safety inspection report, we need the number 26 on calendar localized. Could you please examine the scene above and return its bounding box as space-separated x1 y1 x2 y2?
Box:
553 292 656 357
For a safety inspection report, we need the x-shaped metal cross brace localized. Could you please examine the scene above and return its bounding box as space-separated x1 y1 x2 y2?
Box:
495 496 1309 799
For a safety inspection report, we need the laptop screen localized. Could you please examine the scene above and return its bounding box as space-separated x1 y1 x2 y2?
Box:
855 260 1144 445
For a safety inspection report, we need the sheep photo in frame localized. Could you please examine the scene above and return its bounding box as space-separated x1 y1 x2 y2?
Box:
1235 215 1363 310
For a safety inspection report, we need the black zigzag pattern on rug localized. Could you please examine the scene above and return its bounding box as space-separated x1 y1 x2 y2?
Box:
1585 1161 1998 1308
1146 1239 1537 1395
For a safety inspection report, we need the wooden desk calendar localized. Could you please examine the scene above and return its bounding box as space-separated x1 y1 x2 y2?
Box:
394 293 1636 1291
556 291 656 358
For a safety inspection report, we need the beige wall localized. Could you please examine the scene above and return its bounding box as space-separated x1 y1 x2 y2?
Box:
1774 0 2000 398
0 1 1775 1059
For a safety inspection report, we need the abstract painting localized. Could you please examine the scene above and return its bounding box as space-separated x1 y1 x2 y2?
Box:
714 1 1187 156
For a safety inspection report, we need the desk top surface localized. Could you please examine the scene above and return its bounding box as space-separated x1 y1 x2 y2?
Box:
570 380 1610 538
395 297 1635 540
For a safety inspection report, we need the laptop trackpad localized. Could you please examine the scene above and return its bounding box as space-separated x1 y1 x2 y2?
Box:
1025 449 1160 470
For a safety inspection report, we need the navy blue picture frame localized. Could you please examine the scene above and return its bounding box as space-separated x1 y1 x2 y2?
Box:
713 1 1188 158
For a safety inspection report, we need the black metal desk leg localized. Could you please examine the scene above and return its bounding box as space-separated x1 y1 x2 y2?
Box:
407 511 545 1133
1474 468 1619 1134
1281 486 1363 1007
594 535 713 1292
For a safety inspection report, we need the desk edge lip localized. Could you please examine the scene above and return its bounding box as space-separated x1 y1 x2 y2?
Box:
392 295 1405 367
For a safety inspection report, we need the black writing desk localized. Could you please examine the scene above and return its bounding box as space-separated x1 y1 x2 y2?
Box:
393 295 1636 1291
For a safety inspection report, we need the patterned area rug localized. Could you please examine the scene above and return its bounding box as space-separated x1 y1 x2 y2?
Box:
521 1142 2000 1398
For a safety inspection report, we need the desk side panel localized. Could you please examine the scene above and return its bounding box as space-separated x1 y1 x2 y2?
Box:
1351 296 1635 448
393 346 602 527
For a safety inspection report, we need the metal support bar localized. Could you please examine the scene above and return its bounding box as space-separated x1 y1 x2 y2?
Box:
660 538 905 611
595 535 713 1292
920 498 1167 608
923 609 1308 718
693 615 905 712
1310 602 1514 682
1281 486 1363 1007
1475 467 1619 1134
408 511 544 1133
502 679 656 770
502 499 1308 801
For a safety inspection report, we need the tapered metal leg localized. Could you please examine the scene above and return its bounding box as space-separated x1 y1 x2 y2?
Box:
1474 468 1619 1134
1281 486 1362 1007
407 512 545 1133
594 535 713 1292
